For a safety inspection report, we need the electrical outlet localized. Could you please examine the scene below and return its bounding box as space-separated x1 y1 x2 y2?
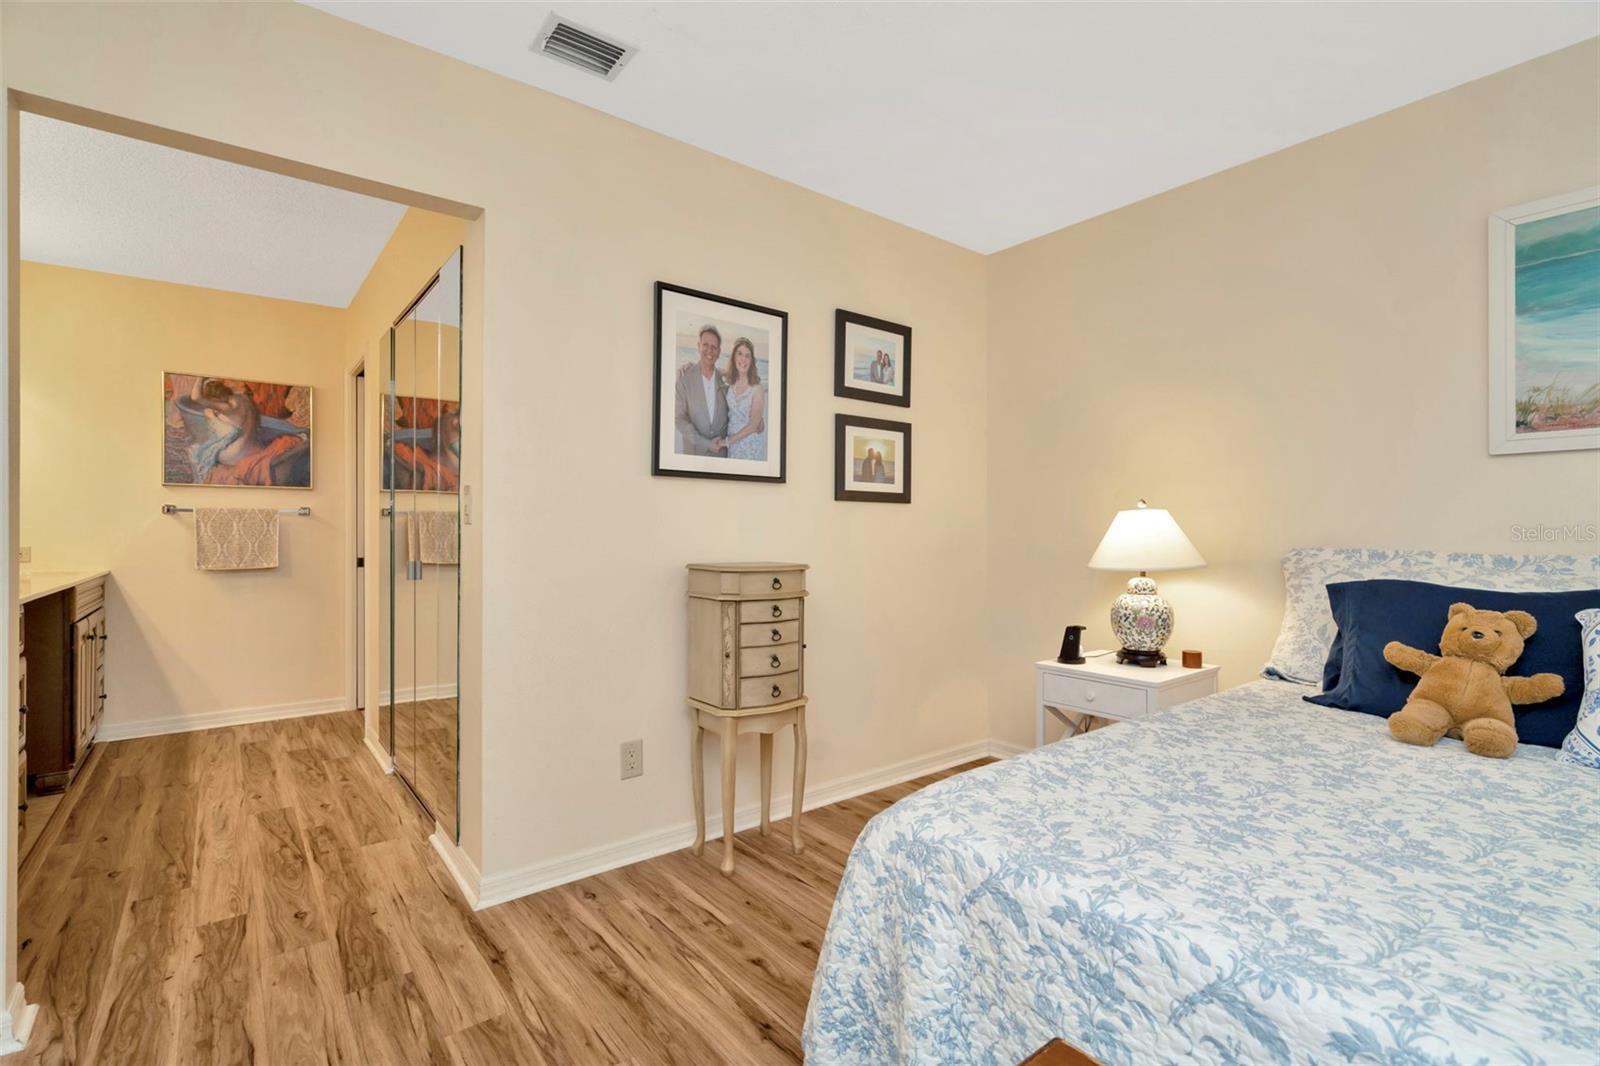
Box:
620 739 643 780
17 547 30 564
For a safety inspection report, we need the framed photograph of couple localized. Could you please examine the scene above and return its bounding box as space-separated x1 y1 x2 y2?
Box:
653 281 788 482
834 309 911 407
835 414 911 503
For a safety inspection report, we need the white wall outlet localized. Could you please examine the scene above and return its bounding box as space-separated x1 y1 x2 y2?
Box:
17 547 30 564
620 739 643 780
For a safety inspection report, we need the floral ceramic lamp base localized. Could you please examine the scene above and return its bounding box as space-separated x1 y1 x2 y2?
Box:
1110 576 1173 667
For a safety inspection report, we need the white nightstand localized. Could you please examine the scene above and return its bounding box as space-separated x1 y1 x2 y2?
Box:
1035 655 1220 746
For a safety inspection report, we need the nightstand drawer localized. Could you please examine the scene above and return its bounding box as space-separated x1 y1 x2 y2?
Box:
1041 672 1148 719
740 619 800 647
738 598 802 624
740 670 800 708
741 643 800 678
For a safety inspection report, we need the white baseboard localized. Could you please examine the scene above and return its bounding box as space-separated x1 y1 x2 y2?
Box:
0 981 37 1054
988 738 1029 758
430 827 482 908
363 731 394 774
473 737 995 910
96 696 349 741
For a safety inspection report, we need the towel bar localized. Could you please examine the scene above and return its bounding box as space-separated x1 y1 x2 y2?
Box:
162 504 310 516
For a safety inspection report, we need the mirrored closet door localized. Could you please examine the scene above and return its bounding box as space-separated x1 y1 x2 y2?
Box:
384 248 462 840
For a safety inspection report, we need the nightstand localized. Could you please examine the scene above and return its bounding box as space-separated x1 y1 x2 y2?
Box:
1035 656 1219 746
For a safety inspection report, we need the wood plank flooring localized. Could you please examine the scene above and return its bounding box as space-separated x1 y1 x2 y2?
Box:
7 710 984 1065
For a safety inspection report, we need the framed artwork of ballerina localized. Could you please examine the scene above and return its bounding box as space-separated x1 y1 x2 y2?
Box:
162 372 312 488
652 281 788 483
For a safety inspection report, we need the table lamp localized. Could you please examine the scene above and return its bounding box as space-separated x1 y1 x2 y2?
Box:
1087 499 1205 667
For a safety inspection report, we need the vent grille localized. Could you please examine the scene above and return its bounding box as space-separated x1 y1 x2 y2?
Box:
535 13 635 81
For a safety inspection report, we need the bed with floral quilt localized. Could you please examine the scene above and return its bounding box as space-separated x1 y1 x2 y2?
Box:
802 679 1600 1065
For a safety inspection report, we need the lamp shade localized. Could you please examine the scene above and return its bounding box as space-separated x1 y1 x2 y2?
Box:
1087 501 1205 572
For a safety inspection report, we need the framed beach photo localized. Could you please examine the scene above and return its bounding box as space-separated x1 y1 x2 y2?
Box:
834 414 911 503
834 310 911 407
653 282 788 482
1487 186 1600 455
162 371 312 488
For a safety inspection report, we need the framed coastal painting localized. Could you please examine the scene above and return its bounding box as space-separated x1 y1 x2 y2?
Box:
1488 186 1600 455
162 372 312 487
652 281 788 483
834 414 911 503
834 309 911 407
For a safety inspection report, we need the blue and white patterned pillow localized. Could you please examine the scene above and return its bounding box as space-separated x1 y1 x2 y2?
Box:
1558 609 1600 769
1265 548 1600 684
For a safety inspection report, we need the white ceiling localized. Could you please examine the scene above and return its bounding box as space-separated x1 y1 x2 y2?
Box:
21 114 407 307
309 1 1598 253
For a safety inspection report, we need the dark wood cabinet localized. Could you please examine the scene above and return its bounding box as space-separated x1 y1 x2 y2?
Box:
23 577 107 793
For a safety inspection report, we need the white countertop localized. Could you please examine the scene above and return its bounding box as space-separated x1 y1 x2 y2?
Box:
19 569 110 605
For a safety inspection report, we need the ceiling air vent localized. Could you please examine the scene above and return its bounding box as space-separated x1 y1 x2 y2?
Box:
534 13 636 81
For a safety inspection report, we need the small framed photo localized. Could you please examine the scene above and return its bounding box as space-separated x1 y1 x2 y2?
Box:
653 282 788 482
835 414 911 503
834 310 911 407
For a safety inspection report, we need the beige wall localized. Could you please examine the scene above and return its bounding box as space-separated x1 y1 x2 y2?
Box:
20 262 350 728
986 39 1600 747
1 2 991 882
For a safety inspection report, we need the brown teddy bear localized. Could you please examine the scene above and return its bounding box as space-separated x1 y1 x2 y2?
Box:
1383 602 1564 758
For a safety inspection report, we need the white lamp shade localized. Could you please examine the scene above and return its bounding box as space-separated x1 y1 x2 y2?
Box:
1087 504 1205 572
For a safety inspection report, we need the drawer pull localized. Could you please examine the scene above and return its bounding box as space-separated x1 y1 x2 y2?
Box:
772 628 783 642
771 604 783 618
771 577 782 590
770 654 782 669
1085 690 1096 702
771 684 782 698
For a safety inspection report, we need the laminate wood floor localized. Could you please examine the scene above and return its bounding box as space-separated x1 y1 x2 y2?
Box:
7 710 985 1065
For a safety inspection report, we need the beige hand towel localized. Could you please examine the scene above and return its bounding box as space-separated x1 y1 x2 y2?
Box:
415 510 459 566
195 507 279 570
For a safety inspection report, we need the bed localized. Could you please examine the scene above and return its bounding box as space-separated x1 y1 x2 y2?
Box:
802 679 1600 1065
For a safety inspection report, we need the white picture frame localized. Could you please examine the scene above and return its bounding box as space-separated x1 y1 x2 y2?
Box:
1487 186 1600 455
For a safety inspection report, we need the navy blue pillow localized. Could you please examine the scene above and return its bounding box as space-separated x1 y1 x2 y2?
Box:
1305 578 1600 748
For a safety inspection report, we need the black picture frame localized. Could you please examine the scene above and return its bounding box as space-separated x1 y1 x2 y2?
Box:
834 309 911 408
652 281 788 483
834 413 912 503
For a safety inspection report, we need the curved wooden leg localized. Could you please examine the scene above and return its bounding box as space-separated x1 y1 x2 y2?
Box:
759 733 773 836
791 712 807 856
720 717 738 875
690 717 705 855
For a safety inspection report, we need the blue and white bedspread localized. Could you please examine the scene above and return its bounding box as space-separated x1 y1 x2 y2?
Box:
803 681 1600 1065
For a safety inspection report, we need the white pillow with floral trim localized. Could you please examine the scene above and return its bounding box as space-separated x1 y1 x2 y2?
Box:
1264 547 1600 684
1558 608 1600 769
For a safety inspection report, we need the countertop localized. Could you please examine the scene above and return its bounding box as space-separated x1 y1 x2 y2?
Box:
19 569 110 606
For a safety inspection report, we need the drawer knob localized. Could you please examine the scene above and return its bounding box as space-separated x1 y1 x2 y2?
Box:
770 654 781 669
771 604 782 618
771 577 782 590
771 684 782 698
1085 690 1096 702
770 628 782 642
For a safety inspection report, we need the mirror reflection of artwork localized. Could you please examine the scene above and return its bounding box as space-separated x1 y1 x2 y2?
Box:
384 396 461 492
162 372 312 487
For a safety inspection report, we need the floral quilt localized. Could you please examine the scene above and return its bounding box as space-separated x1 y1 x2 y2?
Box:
803 681 1600 1065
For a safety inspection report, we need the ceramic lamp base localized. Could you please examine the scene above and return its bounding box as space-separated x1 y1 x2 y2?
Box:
1115 647 1168 668
1108 575 1174 669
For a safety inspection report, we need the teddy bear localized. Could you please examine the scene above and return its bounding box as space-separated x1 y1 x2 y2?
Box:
1382 602 1565 759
